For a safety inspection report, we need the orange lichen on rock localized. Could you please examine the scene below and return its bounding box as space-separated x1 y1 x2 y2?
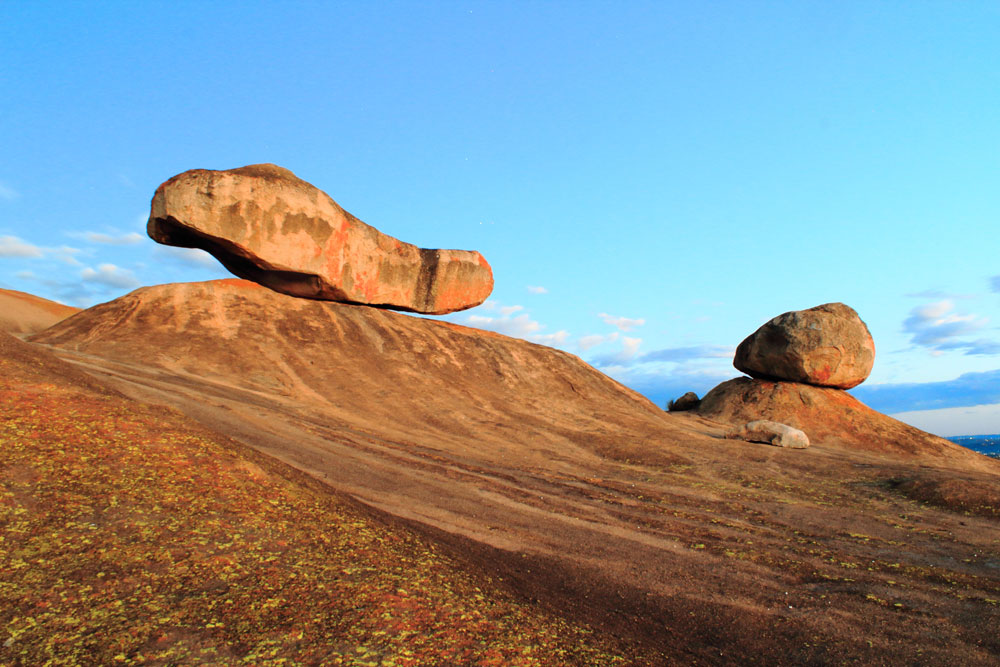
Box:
147 164 493 314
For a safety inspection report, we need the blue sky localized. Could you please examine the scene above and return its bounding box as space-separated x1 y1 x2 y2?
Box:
2 2 998 435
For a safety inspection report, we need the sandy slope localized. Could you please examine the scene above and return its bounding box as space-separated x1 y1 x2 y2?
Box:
30 279 1000 665
0 287 78 334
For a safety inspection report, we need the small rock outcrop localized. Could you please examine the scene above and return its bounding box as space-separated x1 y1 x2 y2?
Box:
148 164 494 315
697 377 993 468
695 303 997 468
733 302 875 389
726 419 809 449
667 391 700 412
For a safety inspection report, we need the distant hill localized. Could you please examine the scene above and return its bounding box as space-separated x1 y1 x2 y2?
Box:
949 434 1000 459
0 287 78 334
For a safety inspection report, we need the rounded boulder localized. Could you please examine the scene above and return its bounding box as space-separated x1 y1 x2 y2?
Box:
733 303 875 389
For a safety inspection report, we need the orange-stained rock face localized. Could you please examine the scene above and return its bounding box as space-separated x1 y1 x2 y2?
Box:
147 164 493 314
734 303 875 389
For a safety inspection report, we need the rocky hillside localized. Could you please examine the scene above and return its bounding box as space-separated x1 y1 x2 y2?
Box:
32 278 691 470
0 329 632 665
27 279 1000 665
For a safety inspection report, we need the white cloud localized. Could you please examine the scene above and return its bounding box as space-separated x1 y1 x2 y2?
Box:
0 235 82 264
934 339 1000 356
526 285 548 294
76 231 145 245
892 402 1000 438
903 300 995 355
912 300 952 322
853 369 1000 414
0 181 18 200
466 312 542 338
81 263 140 289
530 330 570 346
0 235 43 257
15 272 100 308
460 302 569 346
52 246 83 265
155 245 223 270
639 344 735 363
477 300 527 316
578 332 619 351
598 312 646 332
498 304 523 316
589 339 737 380
592 336 642 366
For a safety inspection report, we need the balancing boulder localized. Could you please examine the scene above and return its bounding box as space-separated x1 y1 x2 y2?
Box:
148 164 493 315
733 303 874 389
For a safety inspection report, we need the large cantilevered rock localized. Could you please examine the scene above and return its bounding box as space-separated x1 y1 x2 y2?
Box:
148 164 493 314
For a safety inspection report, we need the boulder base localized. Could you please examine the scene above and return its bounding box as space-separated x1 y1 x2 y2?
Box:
734 303 875 389
148 164 493 314
696 377 992 469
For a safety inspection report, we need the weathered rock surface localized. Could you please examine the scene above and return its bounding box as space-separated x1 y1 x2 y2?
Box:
26 280 1000 665
32 279 691 469
0 288 79 334
697 377 994 470
148 164 494 314
667 391 700 412
734 302 875 389
726 420 810 449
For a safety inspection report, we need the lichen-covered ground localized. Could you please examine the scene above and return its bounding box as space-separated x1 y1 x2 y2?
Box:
0 348 634 666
